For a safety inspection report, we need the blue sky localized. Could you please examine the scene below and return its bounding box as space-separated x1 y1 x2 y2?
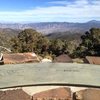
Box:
0 0 100 22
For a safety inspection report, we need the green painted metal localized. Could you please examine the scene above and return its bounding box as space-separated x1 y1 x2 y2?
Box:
0 63 100 89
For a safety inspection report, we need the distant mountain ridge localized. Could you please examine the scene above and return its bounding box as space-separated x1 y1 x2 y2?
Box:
0 20 100 34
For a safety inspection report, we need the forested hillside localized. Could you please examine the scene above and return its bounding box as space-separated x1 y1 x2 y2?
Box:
0 27 100 58
46 31 81 41
9 28 100 58
0 28 20 48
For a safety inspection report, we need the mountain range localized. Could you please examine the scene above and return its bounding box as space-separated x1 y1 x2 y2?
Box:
0 20 100 34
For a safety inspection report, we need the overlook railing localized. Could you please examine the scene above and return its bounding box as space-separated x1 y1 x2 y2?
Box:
0 63 100 89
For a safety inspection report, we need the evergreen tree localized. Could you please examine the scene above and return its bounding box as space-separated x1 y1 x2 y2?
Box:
73 28 100 57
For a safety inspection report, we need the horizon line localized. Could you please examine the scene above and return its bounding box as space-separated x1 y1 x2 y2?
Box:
0 20 100 24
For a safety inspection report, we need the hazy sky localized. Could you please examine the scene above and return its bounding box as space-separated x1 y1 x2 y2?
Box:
0 0 100 22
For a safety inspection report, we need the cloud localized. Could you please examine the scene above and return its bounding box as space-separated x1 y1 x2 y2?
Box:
0 0 100 22
91 0 100 5
48 0 90 7
48 0 70 5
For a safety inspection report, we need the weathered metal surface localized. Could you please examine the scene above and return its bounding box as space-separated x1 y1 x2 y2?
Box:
0 63 100 89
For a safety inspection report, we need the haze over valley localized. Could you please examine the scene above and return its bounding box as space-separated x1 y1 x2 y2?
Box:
0 20 100 35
